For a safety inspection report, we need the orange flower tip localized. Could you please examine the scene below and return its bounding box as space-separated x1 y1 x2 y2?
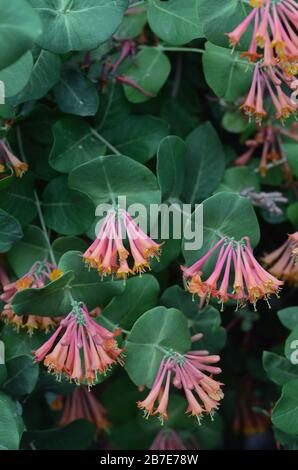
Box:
259 165 268 177
240 52 262 62
0 164 5 173
49 269 63 281
132 263 150 275
14 163 28 178
15 276 33 290
113 327 122 337
249 0 264 7
256 35 265 48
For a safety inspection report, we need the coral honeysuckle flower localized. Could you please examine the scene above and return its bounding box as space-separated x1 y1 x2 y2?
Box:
33 301 124 386
235 123 298 177
226 1 298 122
0 139 28 178
228 0 298 66
150 429 188 451
262 232 298 284
182 236 283 311
241 64 297 123
0 263 63 335
83 208 162 279
137 340 223 425
58 386 110 433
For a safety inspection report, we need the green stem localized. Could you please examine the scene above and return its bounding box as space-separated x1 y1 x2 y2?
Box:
100 314 130 335
128 0 146 8
34 190 57 266
91 128 121 156
146 46 206 54
16 127 58 267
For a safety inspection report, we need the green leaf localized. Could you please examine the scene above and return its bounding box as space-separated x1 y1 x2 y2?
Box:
7 225 48 278
116 7 147 39
29 0 128 54
285 143 298 178
69 154 161 208
182 122 225 203
278 307 298 330
101 274 160 329
54 70 99 117
288 202 298 229
203 42 254 102
100 115 169 164
0 52 33 98
263 351 298 386
190 306 227 354
122 47 171 103
58 250 125 310
272 379 298 435
161 286 226 353
0 172 37 227
0 391 24 450
42 176 95 236
0 208 23 253
95 82 131 130
11 271 75 317
183 192 260 266
0 365 7 387
3 356 39 397
157 135 186 201
222 109 252 133
198 0 251 49
21 420 96 450
194 413 223 449
214 167 260 194
148 0 203 45
12 49 61 104
125 307 191 387
1 325 45 360
0 0 42 70
49 117 106 174
52 236 88 262
160 285 198 317
285 326 298 363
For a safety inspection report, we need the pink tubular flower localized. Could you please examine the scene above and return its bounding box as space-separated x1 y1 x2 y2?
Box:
33 301 124 385
0 139 28 178
235 122 297 178
262 232 298 285
226 8 257 49
182 236 283 311
0 263 62 335
226 1 298 121
137 339 224 425
289 232 298 261
150 429 188 451
58 386 110 433
241 64 297 123
83 208 162 279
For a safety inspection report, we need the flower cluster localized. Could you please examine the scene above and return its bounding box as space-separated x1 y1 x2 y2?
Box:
227 0 298 122
58 386 110 433
0 139 28 178
262 231 298 284
83 208 161 279
0 263 62 335
235 122 297 177
182 236 283 311
33 301 124 385
137 343 224 424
